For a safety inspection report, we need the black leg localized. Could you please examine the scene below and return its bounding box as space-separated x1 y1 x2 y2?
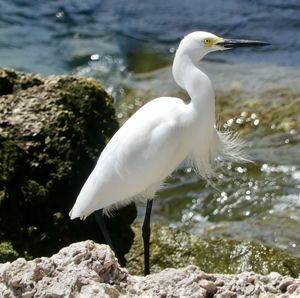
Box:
94 209 116 253
142 199 153 276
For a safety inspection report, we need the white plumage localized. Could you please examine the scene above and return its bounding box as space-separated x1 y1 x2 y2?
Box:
69 31 267 220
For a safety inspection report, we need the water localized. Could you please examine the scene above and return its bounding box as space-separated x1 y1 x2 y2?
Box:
1 1 299 256
1 0 300 74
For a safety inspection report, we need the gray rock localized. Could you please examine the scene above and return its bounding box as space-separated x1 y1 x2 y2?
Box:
1 240 300 297
0 67 136 265
0 241 126 297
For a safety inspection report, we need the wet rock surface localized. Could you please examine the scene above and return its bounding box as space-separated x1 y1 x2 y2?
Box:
126 223 300 278
1 240 300 298
0 67 136 264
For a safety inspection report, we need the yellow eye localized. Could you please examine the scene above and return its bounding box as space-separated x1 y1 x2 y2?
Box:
203 38 211 45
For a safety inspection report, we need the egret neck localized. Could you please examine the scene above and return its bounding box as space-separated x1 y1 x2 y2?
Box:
172 45 215 121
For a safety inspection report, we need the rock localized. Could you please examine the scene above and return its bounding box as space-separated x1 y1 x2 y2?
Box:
126 223 300 277
0 241 127 298
0 242 19 263
279 278 294 292
198 279 217 294
287 283 300 294
1 240 300 297
0 67 136 264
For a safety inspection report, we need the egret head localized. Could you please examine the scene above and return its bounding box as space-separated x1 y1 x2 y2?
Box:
178 31 269 62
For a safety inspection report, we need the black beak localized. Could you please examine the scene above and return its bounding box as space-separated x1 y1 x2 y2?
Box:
217 39 270 48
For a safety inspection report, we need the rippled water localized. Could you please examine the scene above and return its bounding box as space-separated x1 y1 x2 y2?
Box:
1 0 300 74
1 1 299 256
154 160 300 256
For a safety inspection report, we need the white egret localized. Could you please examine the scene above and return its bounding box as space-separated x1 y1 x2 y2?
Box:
69 31 269 275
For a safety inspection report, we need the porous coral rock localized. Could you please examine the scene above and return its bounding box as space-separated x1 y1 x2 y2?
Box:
1 241 300 298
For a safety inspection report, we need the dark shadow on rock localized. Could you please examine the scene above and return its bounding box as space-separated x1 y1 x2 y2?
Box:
106 203 137 266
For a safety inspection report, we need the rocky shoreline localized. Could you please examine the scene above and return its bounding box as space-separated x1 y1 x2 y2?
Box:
1 240 300 297
1 67 300 297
